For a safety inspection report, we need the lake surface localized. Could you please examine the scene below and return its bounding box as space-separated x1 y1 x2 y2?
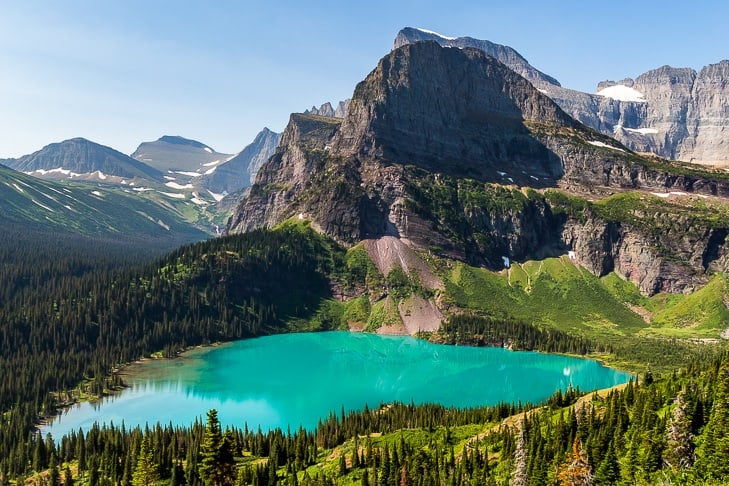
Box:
45 332 631 439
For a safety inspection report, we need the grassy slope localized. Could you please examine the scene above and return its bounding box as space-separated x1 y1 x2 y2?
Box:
0 165 209 242
440 253 729 342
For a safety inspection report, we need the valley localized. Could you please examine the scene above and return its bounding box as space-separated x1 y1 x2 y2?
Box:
2 17 729 486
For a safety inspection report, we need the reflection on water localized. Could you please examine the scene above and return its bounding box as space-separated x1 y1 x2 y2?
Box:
45 332 632 439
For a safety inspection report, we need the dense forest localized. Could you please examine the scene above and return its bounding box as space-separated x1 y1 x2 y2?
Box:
2 222 729 484
3 353 729 485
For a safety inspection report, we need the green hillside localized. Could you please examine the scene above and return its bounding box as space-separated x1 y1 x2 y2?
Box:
0 165 208 243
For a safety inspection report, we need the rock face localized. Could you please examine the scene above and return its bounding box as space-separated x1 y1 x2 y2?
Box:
201 128 281 194
3 138 162 182
394 27 560 88
229 40 729 295
394 28 729 165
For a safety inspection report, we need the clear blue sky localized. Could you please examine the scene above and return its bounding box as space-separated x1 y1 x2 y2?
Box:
1 0 727 158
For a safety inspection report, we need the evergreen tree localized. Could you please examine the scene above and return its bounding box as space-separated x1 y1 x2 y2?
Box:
199 410 235 486
696 357 729 478
132 435 159 486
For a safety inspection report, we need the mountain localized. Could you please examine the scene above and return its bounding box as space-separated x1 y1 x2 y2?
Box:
0 164 208 244
131 135 232 173
304 99 351 118
199 128 281 194
394 27 561 88
229 40 729 297
2 137 163 182
394 28 729 165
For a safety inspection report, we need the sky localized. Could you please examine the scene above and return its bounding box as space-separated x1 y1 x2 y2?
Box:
1 0 727 159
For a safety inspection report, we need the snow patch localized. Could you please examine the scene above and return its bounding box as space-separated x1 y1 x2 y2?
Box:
596 84 646 103
204 147 213 153
497 171 507 177
190 196 207 205
164 175 176 180
91 191 103 197
96 171 107 180
174 171 203 178
11 183 24 193
568 251 576 260
204 166 216 175
157 220 170 231
415 27 457 40
165 181 194 190
507 177 514 183
207 190 226 202
298 213 304 220
623 127 659 135
588 141 625 152
202 159 221 167
651 191 688 198
29 167 82 178
530 175 539 180
31 199 54 212
133 187 153 192
501 256 510 268
160 192 186 199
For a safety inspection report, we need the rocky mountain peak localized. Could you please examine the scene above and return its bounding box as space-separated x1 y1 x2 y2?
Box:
394 27 561 88
332 40 572 182
303 99 351 118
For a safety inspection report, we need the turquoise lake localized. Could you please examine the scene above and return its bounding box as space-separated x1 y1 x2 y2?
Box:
45 332 632 439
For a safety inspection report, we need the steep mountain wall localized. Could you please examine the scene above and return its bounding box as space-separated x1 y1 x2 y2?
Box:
228 41 729 296
394 28 729 165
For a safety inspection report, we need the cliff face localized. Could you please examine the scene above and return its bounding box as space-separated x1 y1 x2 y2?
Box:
201 128 281 194
394 28 729 165
229 41 729 296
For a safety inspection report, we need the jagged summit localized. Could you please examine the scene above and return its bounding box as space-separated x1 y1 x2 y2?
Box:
228 39 729 295
394 27 561 88
332 40 575 182
397 28 729 165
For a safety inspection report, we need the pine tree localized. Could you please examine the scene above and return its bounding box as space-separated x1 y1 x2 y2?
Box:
199 410 234 486
696 357 729 478
592 440 619 486
63 466 73 486
132 435 159 486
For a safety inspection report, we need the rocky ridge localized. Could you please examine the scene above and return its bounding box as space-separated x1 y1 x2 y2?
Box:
304 100 351 118
228 40 729 297
200 128 281 194
394 28 729 165
2 138 163 182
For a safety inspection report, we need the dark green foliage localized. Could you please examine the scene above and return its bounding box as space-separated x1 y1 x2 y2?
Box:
0 223 345 475
437 314 600 355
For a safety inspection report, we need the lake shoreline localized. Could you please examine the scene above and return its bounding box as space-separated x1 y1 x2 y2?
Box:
41 331 633 439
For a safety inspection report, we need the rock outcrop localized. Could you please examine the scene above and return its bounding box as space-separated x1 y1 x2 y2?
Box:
229 40 729 296
304 99 351 118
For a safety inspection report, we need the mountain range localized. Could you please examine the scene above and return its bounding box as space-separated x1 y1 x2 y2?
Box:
395 27 729 165
229 36 729 302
